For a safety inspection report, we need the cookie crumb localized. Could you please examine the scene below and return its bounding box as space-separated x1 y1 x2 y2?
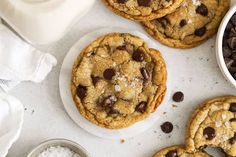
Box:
120 139 125 144
163 112 167 115
172 104 178 108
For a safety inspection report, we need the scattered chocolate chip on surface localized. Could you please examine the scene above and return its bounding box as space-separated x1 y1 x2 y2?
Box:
172 91 184 102
161 122 174 134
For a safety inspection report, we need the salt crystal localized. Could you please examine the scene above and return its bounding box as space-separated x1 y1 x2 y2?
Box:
37 146 81 157
215 121 222 127
188 19 193 24
222 114 227 120
110 96 117 102
225 121 231 128
222 135 228 141
114 85 121 92
192 0 201 6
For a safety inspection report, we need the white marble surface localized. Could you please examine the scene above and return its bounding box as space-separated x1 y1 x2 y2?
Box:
6 1 236 157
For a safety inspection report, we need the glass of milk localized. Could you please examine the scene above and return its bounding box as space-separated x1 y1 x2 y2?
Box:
0 0 95 45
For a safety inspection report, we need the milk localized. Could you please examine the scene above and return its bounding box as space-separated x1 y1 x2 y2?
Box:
0 0 95 44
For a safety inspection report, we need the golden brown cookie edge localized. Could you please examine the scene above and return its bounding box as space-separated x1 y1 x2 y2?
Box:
102 0 185 21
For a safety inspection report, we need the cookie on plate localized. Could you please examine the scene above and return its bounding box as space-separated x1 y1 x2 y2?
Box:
153 145 211 157
142 0 230 48
186 96 236 156
71 33 167 129
102 0 184 21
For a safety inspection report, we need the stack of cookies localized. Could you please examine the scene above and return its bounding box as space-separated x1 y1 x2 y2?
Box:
102 0 230 48
71 33 167 129
152 96 236 157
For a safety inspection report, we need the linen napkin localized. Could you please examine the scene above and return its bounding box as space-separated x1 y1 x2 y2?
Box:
0 19 57 92
0 92 24 157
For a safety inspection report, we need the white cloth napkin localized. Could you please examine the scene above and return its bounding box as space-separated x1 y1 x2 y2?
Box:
0 19 57 157
0 92 24 157
0 20 57 92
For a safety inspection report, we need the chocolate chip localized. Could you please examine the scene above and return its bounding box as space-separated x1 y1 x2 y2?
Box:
226 22 233 32
203 127 216 140
116 45 126 50
132 49 145 62
140 68 150 80
76 85 87 100
223 47 232 58
161 122 174 134
135 101 147 113
165 150 178 157
230 118 236 122
179 19 187 27
117 0 127 3
196 4 208 16
224 58 234 69
91 75 101 85
103 68 116 80
157 18 168 28
172 92 184 102
231 14 236 26
228 37 236 49
137 0 151 7
101 96 117 108
195 27 206 37
229 28 236 38
229 103 236 112
108 108 120 115
229 133 236 144
231 53 236 60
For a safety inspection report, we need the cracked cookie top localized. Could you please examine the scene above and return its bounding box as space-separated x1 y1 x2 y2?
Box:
153 145 211 157
103 0 184 21
71 33 167 129
142 0 230 48
186 96 236 156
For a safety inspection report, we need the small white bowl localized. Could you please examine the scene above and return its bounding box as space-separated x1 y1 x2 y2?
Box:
27 139 90 157
216 4 236 88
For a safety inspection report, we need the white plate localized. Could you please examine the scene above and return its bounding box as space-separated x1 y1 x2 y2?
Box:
0 93 24 157
59 27 172 140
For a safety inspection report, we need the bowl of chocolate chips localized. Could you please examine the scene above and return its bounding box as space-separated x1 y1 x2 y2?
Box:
216 4 236 88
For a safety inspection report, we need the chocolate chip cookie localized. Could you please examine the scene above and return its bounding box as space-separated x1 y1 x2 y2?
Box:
186 96 236 156
71 33 167 129
102 0 184 21
153 145 211 157
142 0 230 48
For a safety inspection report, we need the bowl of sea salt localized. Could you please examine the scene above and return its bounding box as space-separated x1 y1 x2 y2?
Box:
27 139 90 157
